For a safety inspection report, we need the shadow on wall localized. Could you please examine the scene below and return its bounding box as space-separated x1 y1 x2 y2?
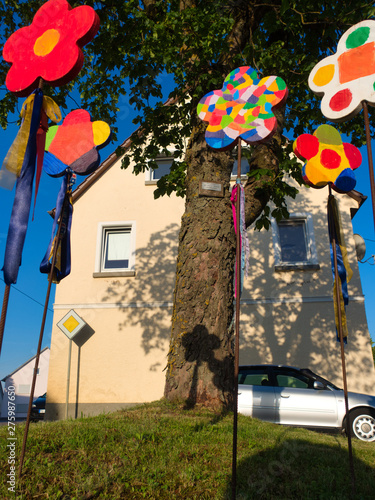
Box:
239 190 375 392
101 192 373 393
102 223 180 371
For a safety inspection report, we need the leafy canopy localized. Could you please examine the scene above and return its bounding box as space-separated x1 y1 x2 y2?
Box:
1 0 374 222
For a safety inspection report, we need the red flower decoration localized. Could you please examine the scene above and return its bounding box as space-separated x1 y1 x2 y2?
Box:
3 0 100 97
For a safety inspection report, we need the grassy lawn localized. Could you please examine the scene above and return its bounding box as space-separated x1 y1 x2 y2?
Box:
1 400 374 499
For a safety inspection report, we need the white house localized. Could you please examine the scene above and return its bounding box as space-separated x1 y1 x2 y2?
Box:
1 347 50 419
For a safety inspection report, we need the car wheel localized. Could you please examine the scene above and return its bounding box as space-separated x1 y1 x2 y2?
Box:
349 409 375 442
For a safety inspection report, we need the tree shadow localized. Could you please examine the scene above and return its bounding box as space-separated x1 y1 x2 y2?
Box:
182 324 234 410
239 184 375 394
223 432 375 499
101 223 180 371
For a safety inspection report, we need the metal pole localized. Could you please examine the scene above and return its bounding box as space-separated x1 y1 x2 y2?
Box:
328 186 356 495
232 139 242 500
0 284 10 357
65 339 72 419
362 101 375 234
18 172 71 477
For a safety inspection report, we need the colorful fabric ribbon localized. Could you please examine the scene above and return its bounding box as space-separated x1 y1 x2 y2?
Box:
0 93 61 191
40 172 74 283
1 90 61 285
231 181 249 298
2 89 43 285
327 194 353 342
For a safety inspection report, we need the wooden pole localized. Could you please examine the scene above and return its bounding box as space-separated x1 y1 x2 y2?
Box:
328 186 356 495
232 138 242 500
18 172 71 477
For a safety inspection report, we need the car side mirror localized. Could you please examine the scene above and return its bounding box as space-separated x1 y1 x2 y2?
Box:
313 381 325 390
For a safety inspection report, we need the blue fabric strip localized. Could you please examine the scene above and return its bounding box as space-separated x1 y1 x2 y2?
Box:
40 172 72 282
2 89 43 285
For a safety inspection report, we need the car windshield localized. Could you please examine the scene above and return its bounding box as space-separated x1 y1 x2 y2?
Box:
300 368 341 390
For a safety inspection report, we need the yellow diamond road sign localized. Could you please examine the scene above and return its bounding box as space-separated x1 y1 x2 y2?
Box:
57 310 86 340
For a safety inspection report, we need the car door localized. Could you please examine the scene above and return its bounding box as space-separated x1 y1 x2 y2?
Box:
238 367 276 422
273 367 338 427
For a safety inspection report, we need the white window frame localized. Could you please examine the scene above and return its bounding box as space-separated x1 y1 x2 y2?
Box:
145 157 174 184
271 213 319 271
94 221 136 278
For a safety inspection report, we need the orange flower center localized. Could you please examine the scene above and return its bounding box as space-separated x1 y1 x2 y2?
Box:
34 29 60 57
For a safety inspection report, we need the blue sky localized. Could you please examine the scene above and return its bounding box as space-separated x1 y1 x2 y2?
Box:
1 95 375 381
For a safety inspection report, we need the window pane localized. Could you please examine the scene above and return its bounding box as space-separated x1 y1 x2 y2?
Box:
152 159 173 180
232 158 250 177
239 368 271 386
275 370 312 389
104 230 130 269
278 222 307 262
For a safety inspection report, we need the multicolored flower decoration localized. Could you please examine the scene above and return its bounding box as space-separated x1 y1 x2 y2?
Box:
2 0 100 97
293 124 361 192
309 20 375 121
197 66 288 150
43 109 111 177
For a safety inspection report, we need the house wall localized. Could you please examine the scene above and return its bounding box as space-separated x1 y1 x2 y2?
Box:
240 184 375 394
45 155 375 420
1 348 50 418
46 160 184 420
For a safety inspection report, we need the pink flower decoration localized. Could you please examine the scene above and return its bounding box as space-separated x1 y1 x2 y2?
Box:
3 0 100 96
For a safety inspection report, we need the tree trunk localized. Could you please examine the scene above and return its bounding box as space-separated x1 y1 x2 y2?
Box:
164 1 285 409
164 107 285 409
164 120 236 408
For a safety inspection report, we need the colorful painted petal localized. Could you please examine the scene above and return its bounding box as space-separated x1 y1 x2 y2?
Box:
197 66 288 150
44 109 111 177
293 134 320 161
329 89 353 112
320 149 341 170
3 0 100 96
333 168 357 192
343 142 362 170
293 124 361 191
308 20 375 121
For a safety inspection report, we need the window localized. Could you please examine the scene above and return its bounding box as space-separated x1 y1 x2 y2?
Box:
145 158 173 183
271 213 319 271
231 157 250 178
274 368 313 389
94 221 136 277
239 367 272 386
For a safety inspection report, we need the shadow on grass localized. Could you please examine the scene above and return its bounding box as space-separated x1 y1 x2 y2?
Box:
225 432 375 499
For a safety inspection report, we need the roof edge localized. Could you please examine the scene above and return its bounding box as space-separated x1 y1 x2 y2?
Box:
71 95 178 204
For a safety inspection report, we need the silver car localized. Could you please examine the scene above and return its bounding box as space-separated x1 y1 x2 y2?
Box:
238 365 375 442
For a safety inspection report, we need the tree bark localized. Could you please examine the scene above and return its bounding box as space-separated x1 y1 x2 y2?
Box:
164 1 285 409
164 103 284 408
164 120 236 408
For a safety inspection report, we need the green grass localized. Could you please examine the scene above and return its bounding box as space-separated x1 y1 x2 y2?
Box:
1 400 375 499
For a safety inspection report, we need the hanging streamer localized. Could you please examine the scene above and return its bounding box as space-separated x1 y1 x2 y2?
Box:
0 94 61 191
231 181 250 298
1 91 61 285
40 172 74 283
327 194 353 342
2 89 43 285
